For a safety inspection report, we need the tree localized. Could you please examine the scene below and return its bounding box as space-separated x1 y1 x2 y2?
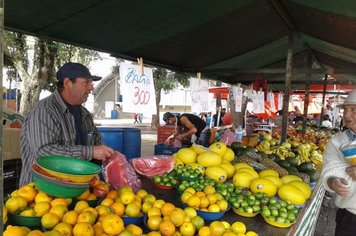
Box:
151 68 189 127
3 31 100 115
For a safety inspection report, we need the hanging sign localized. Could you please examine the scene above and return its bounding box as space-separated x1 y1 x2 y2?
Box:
119 62 157 114
190 77 209 113
233 86 243 112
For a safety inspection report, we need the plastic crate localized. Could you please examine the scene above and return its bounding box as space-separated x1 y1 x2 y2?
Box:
154 144 179 155
157 126 176 144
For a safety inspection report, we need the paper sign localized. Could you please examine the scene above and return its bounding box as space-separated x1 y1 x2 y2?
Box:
119 63 157 114
233 86 243 112
190 78 209 113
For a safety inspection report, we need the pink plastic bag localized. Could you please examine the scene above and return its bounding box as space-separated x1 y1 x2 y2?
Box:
102 151 142 192
219 128 237 146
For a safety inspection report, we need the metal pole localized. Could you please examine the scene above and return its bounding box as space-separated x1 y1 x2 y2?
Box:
0 0 4 231
302 54 312 133
281 32 294 143
320 75 328 126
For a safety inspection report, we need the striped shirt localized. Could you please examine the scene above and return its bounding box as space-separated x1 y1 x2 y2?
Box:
19 90 102 186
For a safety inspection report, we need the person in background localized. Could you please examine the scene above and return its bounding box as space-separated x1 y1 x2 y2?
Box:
213 107 226 127
133 113 139 124
138 113 143 123
20 62 115 186
163 112 208 145
321 114 333 129
321 90 356 236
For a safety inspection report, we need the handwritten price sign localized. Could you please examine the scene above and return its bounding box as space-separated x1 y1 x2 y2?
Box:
190 78 209 113
120 63 157 114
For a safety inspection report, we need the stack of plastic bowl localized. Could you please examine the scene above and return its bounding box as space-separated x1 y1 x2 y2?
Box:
340 141 356 165
31 156 101 198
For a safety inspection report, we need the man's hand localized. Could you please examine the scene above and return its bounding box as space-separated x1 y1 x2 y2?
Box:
328 177 351 196
93 145 115 161
345 166 356 180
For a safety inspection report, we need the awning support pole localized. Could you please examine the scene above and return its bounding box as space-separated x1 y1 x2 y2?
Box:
302 54 312 133
320 75 328 126
281 32 294 143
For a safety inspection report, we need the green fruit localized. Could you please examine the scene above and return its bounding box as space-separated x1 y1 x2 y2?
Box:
304 169 320 182
297 162 314 172
286 166 299 175
286 157 299 166
277 160 291 169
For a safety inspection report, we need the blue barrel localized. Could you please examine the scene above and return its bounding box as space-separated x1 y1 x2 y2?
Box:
122 128 141 160
111 110 119 119
97 127 123 153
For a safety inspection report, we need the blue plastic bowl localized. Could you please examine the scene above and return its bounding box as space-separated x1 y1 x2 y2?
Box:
196 206 230 221
122 215 144 225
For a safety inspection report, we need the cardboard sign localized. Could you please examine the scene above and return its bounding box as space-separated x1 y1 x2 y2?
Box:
233 86 243 112
190 78 209 113
119 63 157 114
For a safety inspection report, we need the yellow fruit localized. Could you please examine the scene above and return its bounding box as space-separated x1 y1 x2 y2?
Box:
125 203 141 217
141 201 153 214
112 201 126 216
148 207 162 218
288 180 312 200
118 186 133 195
209 142 227 156
136 189 148 199
236 168 259 178
100 197 114 207
17 185 38 203
120 191 136 205
62 210 79 226
76 188 91 200
34 201 51 217
262 175 283 188
180 221 196 236
41 212 60 230
5 196 28 213
205 166 227 183
49 204 68 219
102 214 125 235
208 204 220 212
259 169 279 178
86 193 97 201
222 148 235 162
143 194 156 204
191 215 204 230
186 195 200 208
181 192 193 204
245 231 258 236
126 224 143 236
234 163 254 170
27 230 45 236
53 222 73 236
95 205 112 221
147 215 163 230
219 163 236 179
199 196 210 209
35 191 53 203
177 148 197 164
106 190 119 200
73 222 95 236
197 151 222 167
50 198 69 208
159 220 176 236
93 222 105 236
190 143 209 154
43 230 63 236
19 208 35 216
170 208 186 227
78 211 96 225
74 200 90 213
281 175 303 184
161 202 176 216
198 226 211 236
217 199 229 211
231 222 246 234
153 199 166 209
184 187 196 195
221 221 230 230
278 184 306 205
210 221 226 236
119 230 134 236
184 207 197 218
4 225 30 236
249 177 278 197
233 172 257 188
3 206 8 223
207 194 218 205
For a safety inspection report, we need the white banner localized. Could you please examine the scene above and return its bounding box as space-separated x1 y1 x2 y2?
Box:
119 63 157 114
190 78 209 113
233 86 243 112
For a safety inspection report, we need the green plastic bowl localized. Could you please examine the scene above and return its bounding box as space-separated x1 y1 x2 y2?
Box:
8 213 41 228
36 156 101 175
31 169 90 198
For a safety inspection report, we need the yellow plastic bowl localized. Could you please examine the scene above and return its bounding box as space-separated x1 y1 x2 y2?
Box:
262 215 295 228
232 207 259 217
38 166 96 183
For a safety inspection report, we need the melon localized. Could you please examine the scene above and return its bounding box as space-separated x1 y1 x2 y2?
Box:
209 142 227 156
222 148 235 162
288 181 312 200
176 148 197 164
205 166 227 183
281 175 303 184
232 172 257 188
250 178 277 197
197 152 222 167
278 184 306 205
219 163 236 179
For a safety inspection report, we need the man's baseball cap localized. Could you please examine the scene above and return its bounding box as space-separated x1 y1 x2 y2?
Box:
56 62 102 81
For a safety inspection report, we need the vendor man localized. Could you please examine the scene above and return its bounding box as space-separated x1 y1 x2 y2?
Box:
20 62 115 186
163 112 208 145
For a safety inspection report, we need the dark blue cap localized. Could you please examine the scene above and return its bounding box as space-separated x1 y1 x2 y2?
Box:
56 62 102 81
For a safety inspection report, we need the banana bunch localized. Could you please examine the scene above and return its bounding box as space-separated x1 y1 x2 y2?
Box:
297 144 310 159
269 146 295 159
296 154 310 163
309 150 323 165
255 140 272 154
